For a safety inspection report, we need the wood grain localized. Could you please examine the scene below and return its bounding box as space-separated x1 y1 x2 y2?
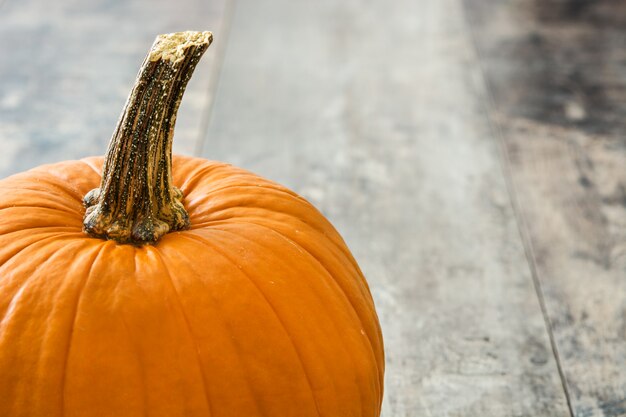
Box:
0 0 229 178
4 0 621 413
201 0 571 415
464 0 626 415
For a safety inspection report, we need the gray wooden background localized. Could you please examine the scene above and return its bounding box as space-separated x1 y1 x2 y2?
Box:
1 0 625 415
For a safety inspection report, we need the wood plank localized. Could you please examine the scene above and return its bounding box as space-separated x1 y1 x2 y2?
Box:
464 1 626 415
0 0 230 178
202 0 571 415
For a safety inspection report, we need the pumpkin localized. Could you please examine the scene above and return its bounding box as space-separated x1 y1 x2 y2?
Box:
0 32 384 417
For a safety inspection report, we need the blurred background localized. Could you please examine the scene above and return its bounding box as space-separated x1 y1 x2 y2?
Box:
0 0 624 415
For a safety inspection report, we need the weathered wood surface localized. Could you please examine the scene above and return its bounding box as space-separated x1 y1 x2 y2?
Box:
465 1 626 415
2 0 624 414
202 0 571 415
0 0 229 178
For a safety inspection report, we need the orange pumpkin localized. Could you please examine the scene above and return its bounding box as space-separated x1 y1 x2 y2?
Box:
0 32 384 417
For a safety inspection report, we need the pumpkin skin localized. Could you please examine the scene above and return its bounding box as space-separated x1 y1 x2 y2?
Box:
0 155 384 417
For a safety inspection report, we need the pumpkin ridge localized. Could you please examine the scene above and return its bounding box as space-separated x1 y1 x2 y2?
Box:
107 245 154 414
188 182 304 204
217 220 378 349
189 212 365 311
179 232 323 417
214 181 304 200
117 300 148 415
0 204 80 217
0 240 62 326
224 219 384 370
202 207 362 293
213 220 382 403
184 184 308 218
0 185 84 212
0 239 96 415
0 231 82 273
0 242 75 415
176 161 233 194
205 225 369 417
0 224 79 237
79 158 104 177
0 233 82 288
197 218 374 322
186 196 355 266
158 237 271 416
12 171 89 205
60 242 106 417
151 248 214 416
187 220 233 230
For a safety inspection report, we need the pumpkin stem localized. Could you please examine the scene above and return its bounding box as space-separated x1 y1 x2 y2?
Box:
83 31 213 245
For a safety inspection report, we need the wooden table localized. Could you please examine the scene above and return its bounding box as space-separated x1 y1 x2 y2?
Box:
1 0 624 415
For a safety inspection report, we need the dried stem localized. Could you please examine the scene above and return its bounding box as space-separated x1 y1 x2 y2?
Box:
83 31 213 244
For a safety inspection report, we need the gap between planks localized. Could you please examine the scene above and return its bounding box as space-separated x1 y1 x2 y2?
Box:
460 4 576 417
